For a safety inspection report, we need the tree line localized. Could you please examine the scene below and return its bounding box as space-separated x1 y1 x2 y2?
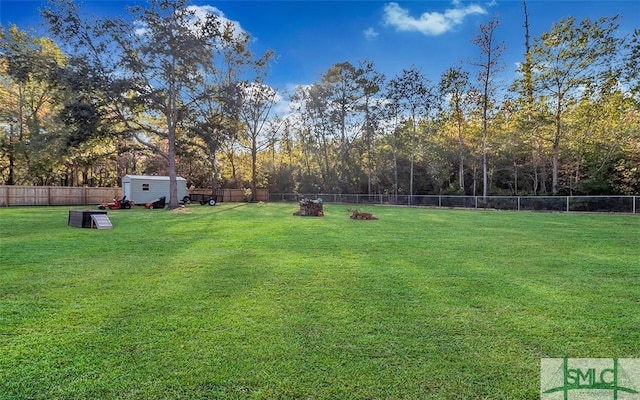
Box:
1 0 638 208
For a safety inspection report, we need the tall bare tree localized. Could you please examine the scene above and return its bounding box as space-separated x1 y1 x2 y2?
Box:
387 67 433 202
471 16 505 198
439 66 472 192
356 61 385 196
186 22 258 196
234 80 278 202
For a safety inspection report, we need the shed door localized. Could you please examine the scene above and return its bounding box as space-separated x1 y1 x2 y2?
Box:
123 181 131 200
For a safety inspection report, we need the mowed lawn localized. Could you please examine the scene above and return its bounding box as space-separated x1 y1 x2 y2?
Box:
0 203 638 399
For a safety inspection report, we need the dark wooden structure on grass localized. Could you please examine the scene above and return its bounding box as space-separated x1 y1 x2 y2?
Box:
68 209 109 228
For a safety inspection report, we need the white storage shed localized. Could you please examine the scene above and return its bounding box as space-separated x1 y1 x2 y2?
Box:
122 175 187 204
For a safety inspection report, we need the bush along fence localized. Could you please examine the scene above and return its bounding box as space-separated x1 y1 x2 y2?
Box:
269 193 639 214
0 186 268 207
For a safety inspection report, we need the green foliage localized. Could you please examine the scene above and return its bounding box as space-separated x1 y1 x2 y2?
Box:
528 15 622 195
2 4 638 195
624 29 640 99
1 204 638 399
0 25 66 185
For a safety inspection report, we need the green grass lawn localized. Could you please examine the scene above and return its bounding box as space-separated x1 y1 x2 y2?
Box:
0 203 638 399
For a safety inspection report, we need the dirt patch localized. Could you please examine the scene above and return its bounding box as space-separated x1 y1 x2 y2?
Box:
169 207 191 214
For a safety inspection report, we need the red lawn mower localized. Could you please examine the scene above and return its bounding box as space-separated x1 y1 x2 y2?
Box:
98 196 134 210
145 196 166 209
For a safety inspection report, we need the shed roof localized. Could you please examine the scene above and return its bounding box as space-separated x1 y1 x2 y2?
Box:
123 175 186 181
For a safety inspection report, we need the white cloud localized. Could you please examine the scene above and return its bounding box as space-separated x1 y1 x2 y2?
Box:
187 5 248 39
134 20 148 36
383 1 487 36
133 5 249 39
273 93 292 117
364 27 379 40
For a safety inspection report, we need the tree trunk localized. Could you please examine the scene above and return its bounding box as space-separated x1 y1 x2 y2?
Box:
168 124 179 209
251 135 258 202
552 108 561 195
458 117 465 191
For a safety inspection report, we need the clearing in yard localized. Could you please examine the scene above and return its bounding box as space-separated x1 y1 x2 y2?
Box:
0 203 638 399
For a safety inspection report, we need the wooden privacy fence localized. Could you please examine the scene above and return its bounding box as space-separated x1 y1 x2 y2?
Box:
0 186 120 207
0 186 269 207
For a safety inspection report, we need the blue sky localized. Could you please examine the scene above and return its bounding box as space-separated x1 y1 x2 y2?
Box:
1 0 638 92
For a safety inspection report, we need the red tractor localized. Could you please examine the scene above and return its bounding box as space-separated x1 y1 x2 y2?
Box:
98 196 134 210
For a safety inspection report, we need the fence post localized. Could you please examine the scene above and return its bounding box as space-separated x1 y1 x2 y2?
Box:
566 196 570 212
517 196 521 211
634 196 636 214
